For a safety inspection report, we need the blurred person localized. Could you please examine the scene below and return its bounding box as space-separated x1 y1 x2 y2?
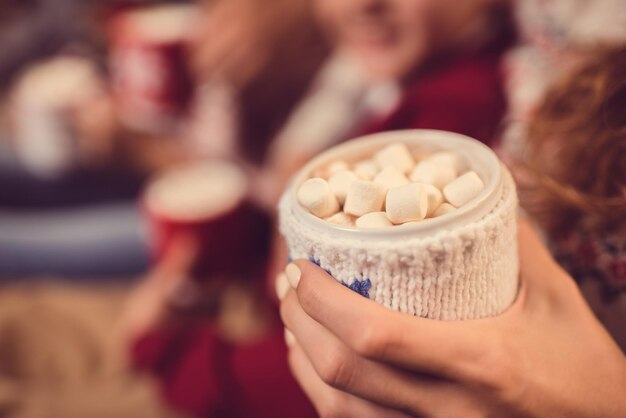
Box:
0 53 150 278
0 0 147 205
264 0 514 202
0 0 203 277
0 0 118 178
7 55 117 176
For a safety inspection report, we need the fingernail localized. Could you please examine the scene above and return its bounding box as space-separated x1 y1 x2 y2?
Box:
275 272 289 300
285 263 301 289
284 328 296 347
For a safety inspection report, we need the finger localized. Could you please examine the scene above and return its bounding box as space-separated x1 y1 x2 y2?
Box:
287 343 411 418
281 289 488 415
286 260 496 383
281 289 425 412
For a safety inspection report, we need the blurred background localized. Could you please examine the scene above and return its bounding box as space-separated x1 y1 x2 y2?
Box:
0 0 329 416
0 0 328 278
0 0 624 417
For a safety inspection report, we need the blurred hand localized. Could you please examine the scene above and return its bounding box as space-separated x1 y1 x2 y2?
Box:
67 90 119 167
277 220 626 417
189 0 306 88
119 233 199 341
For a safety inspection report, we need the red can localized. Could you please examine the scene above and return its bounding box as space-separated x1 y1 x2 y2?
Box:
107 4 197 133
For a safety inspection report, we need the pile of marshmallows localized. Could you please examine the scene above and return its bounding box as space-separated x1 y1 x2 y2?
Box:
297 143 485 229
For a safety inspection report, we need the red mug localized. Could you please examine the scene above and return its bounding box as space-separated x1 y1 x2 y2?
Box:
143 161 272 280
107 4 197 133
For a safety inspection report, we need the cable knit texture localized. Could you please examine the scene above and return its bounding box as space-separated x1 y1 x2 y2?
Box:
279 168 519 320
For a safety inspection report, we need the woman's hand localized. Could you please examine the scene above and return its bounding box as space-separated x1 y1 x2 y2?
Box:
277 220 626 417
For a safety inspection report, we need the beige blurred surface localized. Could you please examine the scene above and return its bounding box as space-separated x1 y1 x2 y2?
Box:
0 282 185 418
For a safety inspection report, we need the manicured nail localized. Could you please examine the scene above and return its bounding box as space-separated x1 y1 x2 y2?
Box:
285 263 301 289
284 328 296 347
275 272 289 300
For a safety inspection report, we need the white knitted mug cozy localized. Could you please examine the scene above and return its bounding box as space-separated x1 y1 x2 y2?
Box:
279 130 519 320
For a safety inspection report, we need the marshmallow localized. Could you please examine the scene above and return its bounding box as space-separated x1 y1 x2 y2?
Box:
443 171 484 207
409 160 457 190
428 151 467 174
375 143 414 174
385 183 428 224
421 183 444 216
433 202 456 217
327 160 350 175
373 166 409 190
312 160 350 178
356 212 393 229
325 211 356 227
297 178 340 217
328 170 358 204
353 160 379 180
344 180 387 217
411 148 431 163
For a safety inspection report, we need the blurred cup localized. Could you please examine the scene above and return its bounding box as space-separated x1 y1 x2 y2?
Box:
143 161 271 280
107 4 198 133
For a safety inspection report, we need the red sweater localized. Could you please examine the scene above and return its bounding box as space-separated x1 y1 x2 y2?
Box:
132 317 315 418
131 37 511 418
359 43 508 145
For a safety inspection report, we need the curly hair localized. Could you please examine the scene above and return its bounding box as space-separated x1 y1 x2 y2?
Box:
520 44 626 237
